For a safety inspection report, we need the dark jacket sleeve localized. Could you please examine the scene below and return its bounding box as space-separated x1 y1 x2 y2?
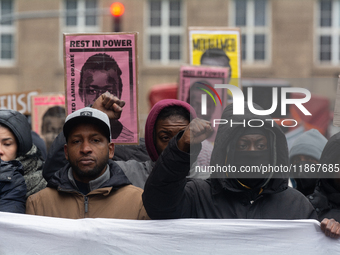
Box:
42 132 68 182
142 132 201 219
0 161 27 214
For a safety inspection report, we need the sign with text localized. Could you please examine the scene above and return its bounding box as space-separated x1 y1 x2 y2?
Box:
0 90 39 115
64 33 139 144
178 65 230 142
189 27 241 89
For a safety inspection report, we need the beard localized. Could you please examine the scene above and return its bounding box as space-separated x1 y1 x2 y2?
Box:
69 155 109 181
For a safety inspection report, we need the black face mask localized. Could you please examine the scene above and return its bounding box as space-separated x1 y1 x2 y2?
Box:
233 150 271 167
232 150 271 188
295 161 318 195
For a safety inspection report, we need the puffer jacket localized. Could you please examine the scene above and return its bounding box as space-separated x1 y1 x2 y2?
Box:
143 103 317 220
0 160 26 213
308 132 340 221
26 160 148 219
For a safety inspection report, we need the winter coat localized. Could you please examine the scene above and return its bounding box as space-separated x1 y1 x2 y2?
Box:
309 179 340 222
26 160 148 219
0 160 26 213
308 132 340 221
143 103 317 220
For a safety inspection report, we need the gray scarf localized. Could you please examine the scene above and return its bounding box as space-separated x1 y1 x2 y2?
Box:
16 144 47 198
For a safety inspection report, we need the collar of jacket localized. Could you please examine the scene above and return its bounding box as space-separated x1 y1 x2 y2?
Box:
68 165 111 192
47 159 131 193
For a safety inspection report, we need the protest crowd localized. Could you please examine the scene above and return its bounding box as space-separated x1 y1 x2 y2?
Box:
1 16 340 255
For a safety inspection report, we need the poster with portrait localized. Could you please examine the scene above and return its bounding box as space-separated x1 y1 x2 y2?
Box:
188 27 241 92
178 65 230 142
64 33 138 144
31 94 66 152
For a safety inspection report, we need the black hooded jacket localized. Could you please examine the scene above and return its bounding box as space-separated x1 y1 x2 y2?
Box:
309 132 340 221
143 103 317 220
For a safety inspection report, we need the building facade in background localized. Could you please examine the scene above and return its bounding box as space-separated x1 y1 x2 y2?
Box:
0 0 338 136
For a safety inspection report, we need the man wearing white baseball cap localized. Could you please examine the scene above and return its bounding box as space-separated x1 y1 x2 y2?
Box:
26 107 148 219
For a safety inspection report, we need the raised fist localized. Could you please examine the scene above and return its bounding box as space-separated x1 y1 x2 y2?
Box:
177 118 214 152
92 91 126 120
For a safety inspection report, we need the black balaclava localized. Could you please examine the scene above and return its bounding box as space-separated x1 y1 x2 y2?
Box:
227 127 272 189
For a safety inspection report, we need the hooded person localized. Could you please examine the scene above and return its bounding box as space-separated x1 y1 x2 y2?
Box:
0 110 46 198
43 97 209 189
308 132 340 222
142 102 317 220
289 129 328 196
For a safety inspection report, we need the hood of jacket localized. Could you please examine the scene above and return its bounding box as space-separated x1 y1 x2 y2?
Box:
144 99 196 162
319 132 340 165
289 128 327 162
0 109 32 156
47 159 131 192
210 102 289 195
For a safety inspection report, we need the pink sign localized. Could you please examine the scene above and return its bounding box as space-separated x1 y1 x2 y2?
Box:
178 65 230 142
64 33 138 144
31 94 66 152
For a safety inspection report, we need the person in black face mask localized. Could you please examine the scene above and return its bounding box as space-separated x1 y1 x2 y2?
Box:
289 129 327 196
227 127 272 191
143 102 340 238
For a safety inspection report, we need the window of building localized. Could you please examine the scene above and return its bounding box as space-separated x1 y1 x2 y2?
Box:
0 0 15 65
316 0 340 64
145 0 185 64
60 0 100 63
230 0 271 64
62 0 100 32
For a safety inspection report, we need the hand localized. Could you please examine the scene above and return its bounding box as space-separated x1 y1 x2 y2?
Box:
178 118 214 152
92 92 126 120
320 218 340 238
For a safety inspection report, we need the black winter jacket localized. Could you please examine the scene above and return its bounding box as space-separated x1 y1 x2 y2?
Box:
0 160 26 213
143 103 317 220
308 132 340 221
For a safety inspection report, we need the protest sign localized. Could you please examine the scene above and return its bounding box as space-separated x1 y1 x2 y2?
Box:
31 94 65 151
0 90 39 115
188 27 241 91
64 33 139 144
178 65 230 142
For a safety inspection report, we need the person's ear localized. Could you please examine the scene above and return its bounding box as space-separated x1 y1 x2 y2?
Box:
64 144 69 161
108 143 114 159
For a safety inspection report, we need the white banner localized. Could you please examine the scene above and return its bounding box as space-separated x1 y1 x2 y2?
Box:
0 212 339 255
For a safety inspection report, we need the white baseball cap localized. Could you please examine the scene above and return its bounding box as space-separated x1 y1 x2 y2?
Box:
63 107 111 141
